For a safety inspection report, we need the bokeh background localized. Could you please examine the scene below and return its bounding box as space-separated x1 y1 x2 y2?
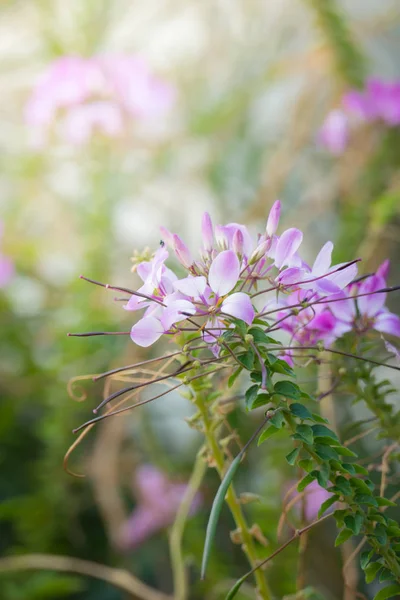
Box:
0 1 399 599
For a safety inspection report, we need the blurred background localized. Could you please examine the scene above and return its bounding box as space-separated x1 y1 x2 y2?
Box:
0 1 399 599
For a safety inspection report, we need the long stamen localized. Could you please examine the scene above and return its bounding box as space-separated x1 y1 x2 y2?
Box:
93 351 183 381
67 331 131 337
80 275 166 306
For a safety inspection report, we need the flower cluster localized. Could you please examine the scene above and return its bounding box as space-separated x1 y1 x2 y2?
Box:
25 55 175 146
318 77 400 154
120 200 400 359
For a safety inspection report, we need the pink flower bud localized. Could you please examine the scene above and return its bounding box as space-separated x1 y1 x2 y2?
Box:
201 212 214 252
266 200 281 237
232 229 244 255
248 240 269 265
172 234 193 269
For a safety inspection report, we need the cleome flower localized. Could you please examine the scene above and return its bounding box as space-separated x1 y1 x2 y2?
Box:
124 201 361 352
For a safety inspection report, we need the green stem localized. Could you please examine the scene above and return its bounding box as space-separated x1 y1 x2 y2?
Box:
194 390 272 600
169 453 207 600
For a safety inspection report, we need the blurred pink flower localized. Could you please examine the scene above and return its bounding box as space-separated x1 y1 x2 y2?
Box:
118 465 201 550
25 55 175 146
286 479 335 523
0 222 13 287
317 109 350 155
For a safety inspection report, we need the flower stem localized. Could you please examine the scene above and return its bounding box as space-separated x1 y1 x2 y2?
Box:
194 390 272 600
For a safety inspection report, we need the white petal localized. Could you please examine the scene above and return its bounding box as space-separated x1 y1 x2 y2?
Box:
130 317 164 347
221 293 255 325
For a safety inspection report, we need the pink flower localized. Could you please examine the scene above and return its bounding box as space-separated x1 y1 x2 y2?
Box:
25 55 175 146
318 109 350 154
0 222 13 287
118 465 201 550
286 479 335 523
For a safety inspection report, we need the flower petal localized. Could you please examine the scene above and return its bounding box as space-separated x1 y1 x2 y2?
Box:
328 292 356 323
312 241 333 277
221 293 255 325
274 228 303 269
208 250 240 296
130 316 164 347
358 274 386 317
161 299 196 329
374 311 400 338
323 262 358 293
173 276 207 299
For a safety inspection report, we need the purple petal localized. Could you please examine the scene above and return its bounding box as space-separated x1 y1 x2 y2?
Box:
161 299 196 329
201 212 214 251
215 224 254 258
276 267 307 286
173 234 193 269
159 225 175 247
221 292 255 325
208 250 240 296
312 241 333 276
375 311 400 338
358 274 386 317
266 200 281 237
130 316 163 347
382 337 400 363
376 259 390 280
173 276 207 299
274 228 303 269
329 292 356 323
123 293 149 312
323 262 358 293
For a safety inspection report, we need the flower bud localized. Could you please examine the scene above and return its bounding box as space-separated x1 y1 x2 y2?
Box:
201 212 214 252
248 240 270 265
172 234 193 269
232 229 244 256
266 200 281 237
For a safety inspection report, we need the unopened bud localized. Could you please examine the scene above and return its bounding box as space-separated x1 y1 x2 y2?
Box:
173 234 193 269
230 528 243 544
239 493 261 505
232 229 244 256
249 524 269 547
244 334 254 345
266 199 281 237
249 240 269 264
201 212 214 252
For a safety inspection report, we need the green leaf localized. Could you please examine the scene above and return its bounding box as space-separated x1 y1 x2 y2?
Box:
341 463 356 474
344 513 363 535
237 348 255 370
332 445 357 457
315 444 339 461
290 403 313 420
266 354 295 376
249 393 272 410
298 459 314 473
376 497 397 508
379 568 394 582
228 367 242 388
334 476 352 497
316 464 330 488
286 447 300 466
318 494 339 518
297 473 316 492
312 425 339 442
333 509 346 527
365 561 383 584
245 385 259 410
269 411 285 429
258 426 279 445
311 413 329 424
248 328 280 345
373 584 400 600
293 424 314 445
374 523 388 546
353 464 369 476
274 380 301 400
354 494 378 507
350 478 374 495
201 454 241 579
335 528 353 546
360 549 374 569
